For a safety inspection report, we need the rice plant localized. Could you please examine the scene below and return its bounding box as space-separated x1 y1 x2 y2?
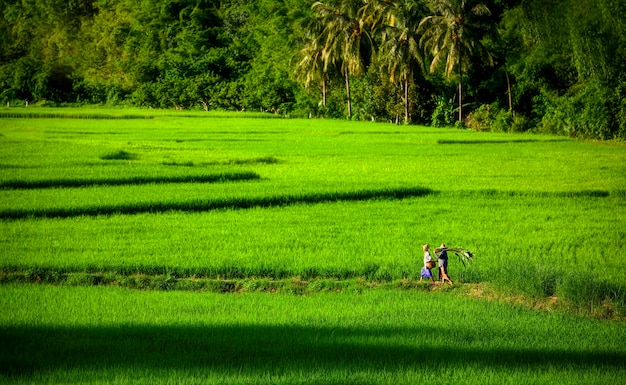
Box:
1 285 625 384
1 109 625 311
1 109 625 384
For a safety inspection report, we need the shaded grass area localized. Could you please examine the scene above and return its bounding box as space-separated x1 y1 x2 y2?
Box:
0 108 282 120
1 286 625 384
453 189 619 198
100 150 139 160
438 139 572 144
0 112 155 120
0 265 375 282
0 186 433 219
0 171 260 190
2 324 624 378
1 187 621 219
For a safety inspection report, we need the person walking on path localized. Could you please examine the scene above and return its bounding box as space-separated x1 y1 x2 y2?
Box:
435 243 454 284
420 244 435 284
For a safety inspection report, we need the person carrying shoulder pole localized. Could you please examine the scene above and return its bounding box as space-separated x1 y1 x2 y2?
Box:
435 243 454 284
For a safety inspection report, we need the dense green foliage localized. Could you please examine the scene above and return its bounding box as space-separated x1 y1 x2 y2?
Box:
1 0 625 138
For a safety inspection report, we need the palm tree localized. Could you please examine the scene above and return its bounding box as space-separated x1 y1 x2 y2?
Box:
419 0 495 122
370 0 427 124
294 38 329 108
312 0 371 118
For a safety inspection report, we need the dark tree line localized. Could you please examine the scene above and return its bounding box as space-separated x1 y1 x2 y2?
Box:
1 0 624 139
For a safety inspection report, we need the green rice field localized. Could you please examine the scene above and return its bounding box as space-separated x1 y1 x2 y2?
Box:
1 108 625 384
2 285 625 385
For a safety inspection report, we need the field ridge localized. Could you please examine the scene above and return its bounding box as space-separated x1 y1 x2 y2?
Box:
3 270 623 320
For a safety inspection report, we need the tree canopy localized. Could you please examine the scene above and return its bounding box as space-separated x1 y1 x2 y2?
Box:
1 0 624 139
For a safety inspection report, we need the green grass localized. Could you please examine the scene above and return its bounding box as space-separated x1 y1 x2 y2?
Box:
0 108 625 384
1 285 625 385
1 112 624 303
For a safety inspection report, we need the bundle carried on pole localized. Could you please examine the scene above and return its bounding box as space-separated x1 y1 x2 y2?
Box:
442 247 474 267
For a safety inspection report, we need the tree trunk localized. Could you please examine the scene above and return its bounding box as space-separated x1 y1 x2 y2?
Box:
458 77 462 122
505 70 513 116
322 78 327 107
344 68 351 118
458 41 462 122
404 79 409 124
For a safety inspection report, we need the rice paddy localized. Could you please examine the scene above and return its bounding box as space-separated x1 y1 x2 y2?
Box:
1 108 625 384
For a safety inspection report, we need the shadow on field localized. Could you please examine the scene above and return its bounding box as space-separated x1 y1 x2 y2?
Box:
437 139 572 144
1 324 624 377
0 171 260 190
0 187 434 219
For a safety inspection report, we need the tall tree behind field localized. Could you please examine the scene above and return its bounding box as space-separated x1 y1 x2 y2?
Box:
222 0 314 113
568 0 625 83
501 0 626 139
419 0 496 122
567 0 626 139
372 0 429 124
83 0 228 107
311 0 372 119
0 0 308 110
0 0 95 102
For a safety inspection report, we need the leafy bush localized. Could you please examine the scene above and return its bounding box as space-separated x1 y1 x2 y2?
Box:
464 104 493 131
465 103 524 132
431 96 455 127
539 81 624 140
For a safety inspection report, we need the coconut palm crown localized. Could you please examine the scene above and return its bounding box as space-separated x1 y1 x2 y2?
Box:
373 0 428 123
312 0 373 118
419 0 495 122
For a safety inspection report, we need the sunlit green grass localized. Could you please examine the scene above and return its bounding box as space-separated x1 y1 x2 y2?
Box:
2 114 624 193
1 109 626 384
1 194 624 283
1 112 624 288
